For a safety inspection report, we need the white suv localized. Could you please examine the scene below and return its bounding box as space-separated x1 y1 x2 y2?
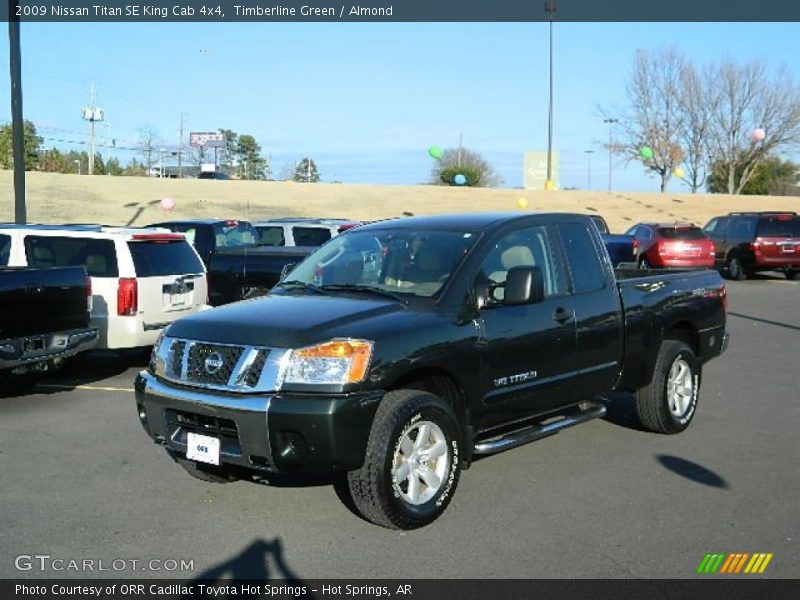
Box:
253 218 362 247
0 224 209 350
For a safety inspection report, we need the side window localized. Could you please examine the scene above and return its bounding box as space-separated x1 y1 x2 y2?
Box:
24 236 119 277
0 234 10 266
478 225 564 302
624 226 637 236
641 227 653 240
258 226 286 246
293 227 332 247
557 223 607 294
703 218 719 235
731 218 757 239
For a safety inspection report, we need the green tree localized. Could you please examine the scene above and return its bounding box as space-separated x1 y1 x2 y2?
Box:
293 158 320 183
218 128 238 174
430 147 498 187
0 120 43 170
236 134 264 180
92 153 105 175
124 158 146 176
708 155 800 195
105 157 123 176
39 147 66 173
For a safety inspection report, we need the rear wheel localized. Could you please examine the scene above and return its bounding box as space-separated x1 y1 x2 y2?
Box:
345 389 462 529
726 255 748 281
786 270 799 281
635 340 701 434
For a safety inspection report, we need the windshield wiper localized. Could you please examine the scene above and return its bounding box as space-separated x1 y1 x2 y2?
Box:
319 284 410 305
276 280 328 295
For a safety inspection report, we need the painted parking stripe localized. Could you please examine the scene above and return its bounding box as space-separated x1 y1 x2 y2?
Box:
36 384 133 393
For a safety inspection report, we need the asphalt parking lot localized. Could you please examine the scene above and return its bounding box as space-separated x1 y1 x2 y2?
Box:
1 274 798 580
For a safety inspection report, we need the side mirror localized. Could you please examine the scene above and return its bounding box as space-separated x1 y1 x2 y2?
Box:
279 262 297 282
504 266 545 306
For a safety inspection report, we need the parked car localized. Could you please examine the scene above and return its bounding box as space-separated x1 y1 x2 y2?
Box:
147 219 260 266
625 222 715 269
0 225 208 351
206 245 314 305
1 263 97 386
703 211 800 281
253 218 362 247
197 171 230 180
148 219 311 305
136 212 728 529
588 215 637 266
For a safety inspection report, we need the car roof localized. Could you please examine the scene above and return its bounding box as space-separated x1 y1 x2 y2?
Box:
354 212 586 233
148 219 251 226
638 222 699 229
254 217 358 225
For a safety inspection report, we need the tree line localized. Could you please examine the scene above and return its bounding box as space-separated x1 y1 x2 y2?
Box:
608 49 800 194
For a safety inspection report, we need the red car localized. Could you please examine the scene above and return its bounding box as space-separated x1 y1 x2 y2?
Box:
625 223 715 269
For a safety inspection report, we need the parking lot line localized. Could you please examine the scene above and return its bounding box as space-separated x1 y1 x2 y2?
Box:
36 384 133 393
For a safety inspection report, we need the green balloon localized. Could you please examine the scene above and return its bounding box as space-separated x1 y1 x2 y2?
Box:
428 145 443 160
639 146 653 160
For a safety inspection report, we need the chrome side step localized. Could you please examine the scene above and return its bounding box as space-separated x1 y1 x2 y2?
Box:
473 402 607 456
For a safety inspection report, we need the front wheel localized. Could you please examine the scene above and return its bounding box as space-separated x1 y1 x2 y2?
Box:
635 340 701 434
345 389 462 529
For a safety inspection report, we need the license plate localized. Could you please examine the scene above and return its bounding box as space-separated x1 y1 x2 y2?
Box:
22 336 45 354
169 293 188 307
780 245 796 253
186 432 220 465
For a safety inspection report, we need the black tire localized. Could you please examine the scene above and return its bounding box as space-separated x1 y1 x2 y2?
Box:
786 270 799 281
345 389 462 529
635 340 701 434
168 451 238 484
726 255 747 281
1 372 43 396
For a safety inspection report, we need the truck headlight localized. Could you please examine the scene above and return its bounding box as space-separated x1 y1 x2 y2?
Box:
283 339 373 386
149 331 166 374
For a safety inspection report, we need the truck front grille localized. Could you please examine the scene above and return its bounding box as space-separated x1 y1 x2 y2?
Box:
152 337 290 393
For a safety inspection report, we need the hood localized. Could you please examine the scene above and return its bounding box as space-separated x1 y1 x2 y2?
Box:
165 293 410 348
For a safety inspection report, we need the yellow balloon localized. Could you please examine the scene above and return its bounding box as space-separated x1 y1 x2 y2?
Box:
517 197 529 209
674 167 685 178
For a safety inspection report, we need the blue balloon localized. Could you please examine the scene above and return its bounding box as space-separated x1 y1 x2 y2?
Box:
454 174 467 186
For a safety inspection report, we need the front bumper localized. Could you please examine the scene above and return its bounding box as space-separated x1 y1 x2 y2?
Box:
0 327 98 372
134 371 383 473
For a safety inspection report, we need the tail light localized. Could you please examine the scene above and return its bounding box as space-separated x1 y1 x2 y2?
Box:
85 275 93 313
117 278 138 316
632 239 640 252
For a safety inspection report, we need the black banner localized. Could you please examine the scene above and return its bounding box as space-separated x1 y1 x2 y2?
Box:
3 580 799 600
2 0 800 22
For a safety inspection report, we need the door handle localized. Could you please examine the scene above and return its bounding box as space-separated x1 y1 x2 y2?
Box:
553 307 575 325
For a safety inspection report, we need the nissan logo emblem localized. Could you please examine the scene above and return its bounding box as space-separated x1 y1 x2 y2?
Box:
204 351 224 375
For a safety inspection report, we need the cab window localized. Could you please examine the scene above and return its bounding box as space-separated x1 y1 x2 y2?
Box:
24 236 119 277
557 223 606 294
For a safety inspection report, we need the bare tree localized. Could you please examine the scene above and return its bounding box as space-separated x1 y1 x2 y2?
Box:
430 147 499 187
137 124 162 171
611 49 686 192
706 59 800 194
675 63 716 193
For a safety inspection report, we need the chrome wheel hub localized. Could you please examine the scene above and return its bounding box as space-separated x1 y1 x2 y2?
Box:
667 358 694 417
392 420 450 506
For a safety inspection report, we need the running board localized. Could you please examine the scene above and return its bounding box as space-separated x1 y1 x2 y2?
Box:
473 402 607 456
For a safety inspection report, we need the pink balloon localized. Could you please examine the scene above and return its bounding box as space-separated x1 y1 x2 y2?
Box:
751 128 766 142
160 197 176 211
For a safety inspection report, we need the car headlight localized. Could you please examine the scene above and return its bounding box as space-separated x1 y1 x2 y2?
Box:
149 330 166 374
283 339 373 386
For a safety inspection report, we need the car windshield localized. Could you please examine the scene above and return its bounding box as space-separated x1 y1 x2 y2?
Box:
212 222 258 248
284 229 477 299
658 227 706 240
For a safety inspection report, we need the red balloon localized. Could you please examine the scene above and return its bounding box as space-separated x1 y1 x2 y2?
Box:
160 197 176 211
751 128 766 142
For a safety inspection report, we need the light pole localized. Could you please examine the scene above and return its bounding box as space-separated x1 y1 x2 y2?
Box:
159 147 166 178
603 117 619 192
544 0 556 191
585 150 596 190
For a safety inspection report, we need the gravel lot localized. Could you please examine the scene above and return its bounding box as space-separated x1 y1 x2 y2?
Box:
1 274 798 580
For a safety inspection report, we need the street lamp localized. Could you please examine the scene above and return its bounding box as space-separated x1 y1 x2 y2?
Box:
544 0 556 191
603 117 619 192
585 150 596 190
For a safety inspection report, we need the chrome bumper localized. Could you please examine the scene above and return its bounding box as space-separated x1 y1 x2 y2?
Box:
0 327 98 372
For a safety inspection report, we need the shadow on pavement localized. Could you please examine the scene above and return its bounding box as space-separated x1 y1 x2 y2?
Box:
656 454 729 489
598 392 648 432
185 538 316 598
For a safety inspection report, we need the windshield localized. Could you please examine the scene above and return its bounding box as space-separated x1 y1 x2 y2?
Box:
212 222 258 248
757 216 800 237
284 229 477 298
658 227 707 240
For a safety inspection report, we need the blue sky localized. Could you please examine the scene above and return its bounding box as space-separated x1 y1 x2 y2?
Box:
1 22 799 191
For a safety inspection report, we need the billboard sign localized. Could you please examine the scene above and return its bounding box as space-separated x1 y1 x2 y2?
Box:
189 132 225 148
524 151 559 190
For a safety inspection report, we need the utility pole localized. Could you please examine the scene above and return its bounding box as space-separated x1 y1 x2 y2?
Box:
178 113 184 178
306 156 310 183
105 122 111 170
9 10 26 223
457 132 463 167
81 82 103 175
584 150 595 190
603 117 619 192
544 0 556 191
